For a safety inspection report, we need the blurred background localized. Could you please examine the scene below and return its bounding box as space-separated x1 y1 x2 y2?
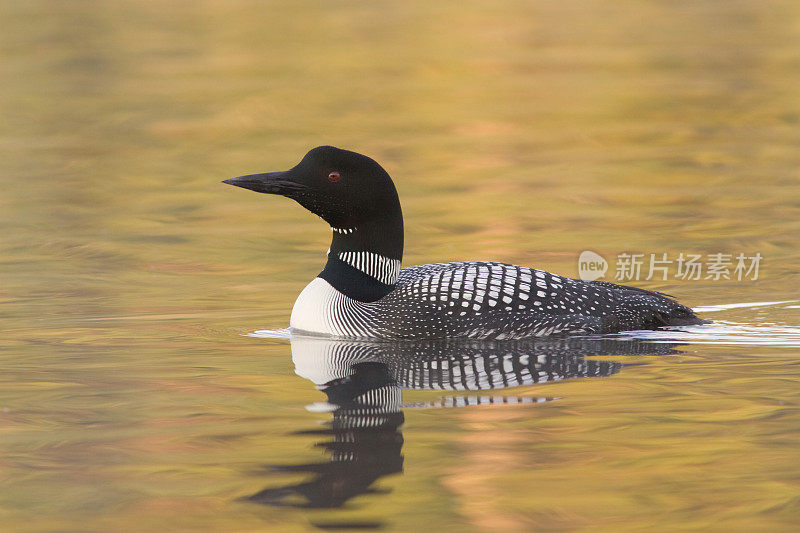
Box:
1 1 799 531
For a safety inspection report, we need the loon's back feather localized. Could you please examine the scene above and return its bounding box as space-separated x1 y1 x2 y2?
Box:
371 261 705 339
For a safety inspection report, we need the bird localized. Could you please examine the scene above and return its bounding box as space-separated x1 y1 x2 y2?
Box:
223 146 706 340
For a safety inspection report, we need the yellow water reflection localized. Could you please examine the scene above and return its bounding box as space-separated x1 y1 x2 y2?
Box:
2 0 800 531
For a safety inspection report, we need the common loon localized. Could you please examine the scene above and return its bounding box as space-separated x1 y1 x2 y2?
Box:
223 146 706 339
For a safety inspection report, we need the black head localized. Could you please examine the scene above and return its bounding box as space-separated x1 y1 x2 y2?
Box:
224 146 404 260
224 146 399 228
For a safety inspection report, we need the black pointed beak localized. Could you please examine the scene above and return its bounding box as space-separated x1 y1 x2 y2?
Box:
222 170 306 195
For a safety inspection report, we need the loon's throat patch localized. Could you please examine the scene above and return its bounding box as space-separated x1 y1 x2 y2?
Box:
319 256 395 303
337 251 401 286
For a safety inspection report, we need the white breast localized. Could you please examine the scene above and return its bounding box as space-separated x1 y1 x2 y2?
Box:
290 277 338 335
290 277 376 338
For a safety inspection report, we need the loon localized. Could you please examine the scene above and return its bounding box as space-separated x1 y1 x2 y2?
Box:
223 146 706 340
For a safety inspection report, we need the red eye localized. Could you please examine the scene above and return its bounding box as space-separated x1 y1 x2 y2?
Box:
328 171 340 183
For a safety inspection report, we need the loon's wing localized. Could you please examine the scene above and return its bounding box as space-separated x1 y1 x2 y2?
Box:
585 278 707 329
395 262 458 285
375 261 703 339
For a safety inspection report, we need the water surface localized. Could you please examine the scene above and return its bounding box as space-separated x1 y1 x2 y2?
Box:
2 0 800 531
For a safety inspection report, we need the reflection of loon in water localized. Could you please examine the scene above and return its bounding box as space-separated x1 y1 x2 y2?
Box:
246 337 681 517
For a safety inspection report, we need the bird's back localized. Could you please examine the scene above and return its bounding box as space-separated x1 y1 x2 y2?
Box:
367 261 703 339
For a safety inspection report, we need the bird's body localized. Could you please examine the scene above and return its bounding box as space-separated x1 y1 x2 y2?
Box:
290 261 701 339
224 146 705 340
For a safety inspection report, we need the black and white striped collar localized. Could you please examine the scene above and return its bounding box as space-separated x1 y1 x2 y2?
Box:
336 250 401 286
318 254 397 303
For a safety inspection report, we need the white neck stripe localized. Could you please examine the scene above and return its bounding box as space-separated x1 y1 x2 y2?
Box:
331 226 356 234
338 251 400 285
